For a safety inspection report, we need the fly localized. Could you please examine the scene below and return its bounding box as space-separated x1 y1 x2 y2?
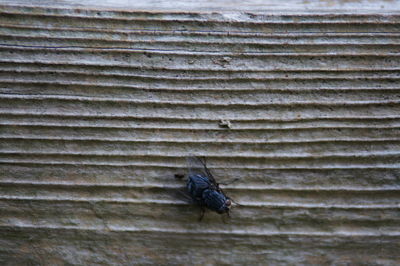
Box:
185 156 237 221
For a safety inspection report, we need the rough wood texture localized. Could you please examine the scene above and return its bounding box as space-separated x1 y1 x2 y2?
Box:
0 1 399 265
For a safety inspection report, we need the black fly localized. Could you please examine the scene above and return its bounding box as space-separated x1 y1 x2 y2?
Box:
185 156 235 221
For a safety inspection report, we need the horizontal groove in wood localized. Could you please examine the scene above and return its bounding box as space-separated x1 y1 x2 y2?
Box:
0 182 398 207
2 160 397 169
2 22 400 39
2 138 399 156
3 29 400 42
1 152 399 169
1 196 399 210
2 149 398 158
0 17 399 35
1 112 399 121
1 7 400 23
3 68 400 81
2 114 399 131
1 93 399 107
0 112 397 124
2 37 400 53
1 224 399 238
3 81 400 94
1 203 399 241
1 165 398 191
1 136 398 145
2 59 400 70
1 200 399 229
1 121 399 130
2 31 400 45
2 49 400 72
0 180 398 192
2 20 400 35
3 59 400 72
1 11 400 25
1 70 400 85
3 44 400 56
2 77 400 93
1 102 398 122
1 125 398 143
1 225 399 259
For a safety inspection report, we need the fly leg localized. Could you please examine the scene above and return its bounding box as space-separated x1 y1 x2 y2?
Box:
198 207 206 222
221 211 230 223
230 198 242 206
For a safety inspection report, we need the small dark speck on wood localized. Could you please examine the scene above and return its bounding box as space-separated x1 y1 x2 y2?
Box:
174 173 185 179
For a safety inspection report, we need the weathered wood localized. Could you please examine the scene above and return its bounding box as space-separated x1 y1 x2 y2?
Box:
0 1 399 265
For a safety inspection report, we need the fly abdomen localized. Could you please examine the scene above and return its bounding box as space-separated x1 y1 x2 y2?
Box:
202 189 229 214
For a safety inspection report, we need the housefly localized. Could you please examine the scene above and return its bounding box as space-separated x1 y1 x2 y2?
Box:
186 156 235 220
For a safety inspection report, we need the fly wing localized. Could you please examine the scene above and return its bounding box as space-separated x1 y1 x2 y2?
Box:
186 156 207 177
186 156 217 186
174 185 195 204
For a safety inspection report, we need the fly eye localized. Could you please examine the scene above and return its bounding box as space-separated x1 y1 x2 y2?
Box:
226 199 232 207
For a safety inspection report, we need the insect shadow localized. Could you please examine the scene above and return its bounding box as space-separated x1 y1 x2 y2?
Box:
176 156 240 222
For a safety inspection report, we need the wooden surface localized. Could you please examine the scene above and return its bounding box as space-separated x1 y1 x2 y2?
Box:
0 1 399 265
